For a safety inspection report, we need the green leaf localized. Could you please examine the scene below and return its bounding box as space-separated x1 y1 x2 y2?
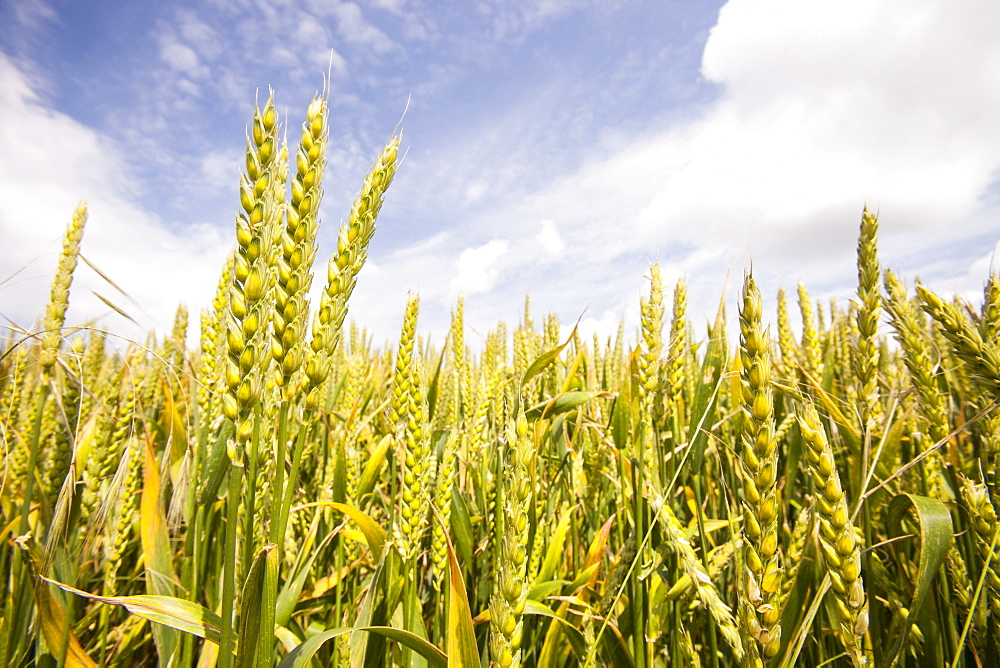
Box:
445 519 480 667
425 345 446 421
277 622 449 668
525 390 609 422
236 544 275 668
780 415 804 511
14 537 96 667
400 583 429 668
527 580 566 602
775 526 821 667
450 484 474 566
529 599 633 668
537 507 574 583
276 528 336 628
351 550 390 668
358 434 392 500
567 563 601 591
610 392 630 452
198 420 234 505
332 435 348 505
312 502 387 561
777 574 831 668
40 577 223 646
525 599 589 661
687 301 726 470
882 493 954 668
521 324 577 389
140 438 179 663
273 625 302 655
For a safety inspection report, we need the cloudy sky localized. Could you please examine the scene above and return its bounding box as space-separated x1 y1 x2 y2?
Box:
2 0 999 350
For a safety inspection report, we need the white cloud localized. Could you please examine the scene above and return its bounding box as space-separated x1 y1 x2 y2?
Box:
627 0 1000 301
7 0 1000 353
159 39 208 80
418 0 1000 340
464 182 487 203
290 15 349 74
521 0 576 27
484 0 577 42
0 53 231 342
536 219 563 256
200 150 242 191
332 2 394 53
269 45 301 69
318 48 349 76
922 238 1000 305
12 0 55 29
296 14 331 47
370 0 406 12
566 309 628 350
451 240 509 296
176 11 222 61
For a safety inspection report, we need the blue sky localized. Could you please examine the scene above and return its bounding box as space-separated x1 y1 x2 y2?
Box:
2 0 999 349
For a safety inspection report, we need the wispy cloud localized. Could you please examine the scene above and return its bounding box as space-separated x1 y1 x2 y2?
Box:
159 38 209 81
2 0 997 349
11 0 55 30
0 53 231 339
330 2 395 54
380 0 1000 341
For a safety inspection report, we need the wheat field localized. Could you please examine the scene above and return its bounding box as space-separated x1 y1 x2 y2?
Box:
1 90 999 668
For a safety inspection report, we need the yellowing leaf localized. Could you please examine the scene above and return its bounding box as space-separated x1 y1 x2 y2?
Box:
14 536 96 668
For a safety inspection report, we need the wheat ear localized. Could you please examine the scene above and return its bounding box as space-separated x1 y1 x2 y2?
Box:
391 293 429 561
918 285 1000 396
853 207 881 430
304 136 399 409
737 272 782 663
798 403 868 667
490 415 533 668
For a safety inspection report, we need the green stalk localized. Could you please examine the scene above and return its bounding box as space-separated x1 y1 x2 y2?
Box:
243 405 262 583
251 400 290 668
280 418 311 543
185 503 208 664
270 401 290 549
98 593 113 665
952 529 1000 668
334 542 345 662
401 570 417 666
179 409 208 667
630 462 647 668
219 452 244 668
862 494 876 667
693 473 721 668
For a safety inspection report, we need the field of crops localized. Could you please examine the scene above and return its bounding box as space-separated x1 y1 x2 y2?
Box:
2 91 999 667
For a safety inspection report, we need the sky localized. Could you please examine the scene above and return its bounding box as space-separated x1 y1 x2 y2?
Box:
2 0 999 351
